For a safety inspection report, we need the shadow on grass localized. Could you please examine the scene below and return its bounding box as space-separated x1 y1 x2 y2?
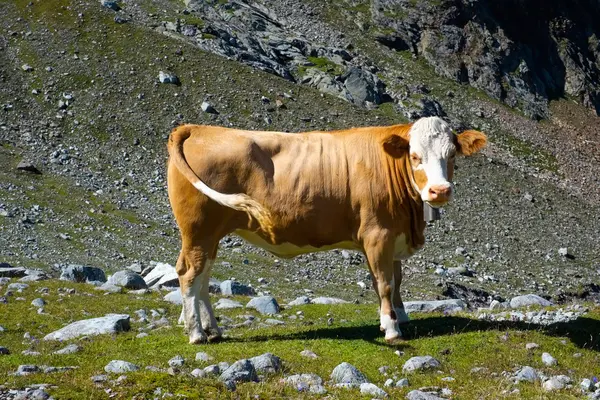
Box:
237 316 600 351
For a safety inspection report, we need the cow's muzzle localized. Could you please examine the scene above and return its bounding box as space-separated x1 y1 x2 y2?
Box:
424 184 452 207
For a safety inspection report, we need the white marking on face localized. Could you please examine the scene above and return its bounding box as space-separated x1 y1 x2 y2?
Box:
236 230 360 258
408 117 456 204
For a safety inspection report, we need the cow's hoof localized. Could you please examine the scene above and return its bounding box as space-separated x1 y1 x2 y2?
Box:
205 327 223 343
396 308 410 325
188 330 208 344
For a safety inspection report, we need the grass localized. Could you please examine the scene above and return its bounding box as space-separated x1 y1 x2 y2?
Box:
1 280 599 399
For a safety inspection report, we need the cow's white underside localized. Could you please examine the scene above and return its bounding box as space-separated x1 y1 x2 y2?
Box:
235 230 360 258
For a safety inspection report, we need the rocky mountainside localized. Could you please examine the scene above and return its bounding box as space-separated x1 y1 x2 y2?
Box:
0 0 599 307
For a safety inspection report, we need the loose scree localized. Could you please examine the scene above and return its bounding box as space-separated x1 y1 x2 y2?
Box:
167 116 487 344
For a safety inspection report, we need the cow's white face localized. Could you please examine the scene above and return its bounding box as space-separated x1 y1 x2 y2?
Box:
406 117 487 207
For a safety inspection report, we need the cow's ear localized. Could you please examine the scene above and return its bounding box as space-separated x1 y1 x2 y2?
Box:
455 130 487 156
382 134 409 158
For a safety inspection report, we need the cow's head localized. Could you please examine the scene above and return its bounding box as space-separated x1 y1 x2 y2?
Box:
383 117 487 207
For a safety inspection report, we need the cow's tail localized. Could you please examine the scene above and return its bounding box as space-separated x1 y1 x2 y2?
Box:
168 125 275 242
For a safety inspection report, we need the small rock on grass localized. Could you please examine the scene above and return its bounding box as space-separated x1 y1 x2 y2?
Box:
0 346 10 355
31 298 46 308
219 359 258 384
402 356 441 373
525 343 539 350
107 270 147 290
215 298 243 309
542 352 557 366
168 355 185 367
246 296 279 315
396 378 409 387
282 374 326 394
300 349 318 359
509 294 552 308
196 352 213 362
330 362 369 386
43 314 130 341
53 344 81 355
543 375 571 391
515 366 539 382
406 390 445 400
249 353 281 374
104 360 139 373
360 382 387 398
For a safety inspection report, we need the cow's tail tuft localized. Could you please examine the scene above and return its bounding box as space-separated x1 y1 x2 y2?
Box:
168 125 276 242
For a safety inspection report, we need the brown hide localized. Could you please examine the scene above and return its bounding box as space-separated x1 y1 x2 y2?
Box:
167 124 426 253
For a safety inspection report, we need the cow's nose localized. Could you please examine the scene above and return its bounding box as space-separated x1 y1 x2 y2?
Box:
428 185 451 200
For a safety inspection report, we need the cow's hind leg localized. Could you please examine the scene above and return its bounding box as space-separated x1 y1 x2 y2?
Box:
197 258 222 342
393 260 410 325
177 246 214 344
364 231 402 343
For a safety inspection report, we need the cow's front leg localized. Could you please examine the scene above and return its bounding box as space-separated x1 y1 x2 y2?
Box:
393 260 410 325
364 231 402 343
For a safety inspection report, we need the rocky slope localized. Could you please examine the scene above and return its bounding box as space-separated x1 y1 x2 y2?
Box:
0 0 599 307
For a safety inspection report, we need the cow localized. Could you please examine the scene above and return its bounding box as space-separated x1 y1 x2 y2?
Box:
166 116 487 344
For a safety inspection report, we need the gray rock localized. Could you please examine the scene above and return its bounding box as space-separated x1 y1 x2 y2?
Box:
402 356 441 373
104 360 139 373
203 364 221 376
91 374 108 382
384 378 394 387
282 373 326 394
191 368 206 378
311 297 349 304
0 266 27 278
525 342 539 350
246 296 280 315
510 294 553 308
581 378 594 392
300 350 318 359
53 344 81 355
195 352 213 363
136 333 149 339
0 346 10 355
515 366 539 382
406 390 445 400
288 296 311 306
220 280 255 296
20 271 50 282
396 378 410 387
201 101 218 114
60 265 106 283
404 299 467 314
249 353 282 374
168 355 185 368
558 247 569 257
341 67 387 106
215 298 243 310
17 160 41 174
541 352 557 366
15 365 40 375
95 283 123 293
7 283 29 291
100 0 120 11
219 359 259 383
360 382 388 398
107 270 147 290
158 71 179 84
28 389 50 400
163 290 182 305
143 262 174 285
264 318 285 325
543 375 571 391
44 314 130 341
330 362 369 387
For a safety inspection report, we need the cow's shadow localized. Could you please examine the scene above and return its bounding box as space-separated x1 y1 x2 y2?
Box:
239 315 600 351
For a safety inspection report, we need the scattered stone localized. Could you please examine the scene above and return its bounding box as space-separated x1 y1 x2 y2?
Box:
22 350 41 356
95 283 123 293
195 352 213 363
311 297 349 304
515 366 539 382
215 298 243 310
143 263 176 287
402 356 441 373
100 0 120 11
60 264 106 283
219 359 259 383
406 390 445 400
91 374 108 383
21 64 34 72
360 382 387 398
17 161 42 174
543 375 571 391
300 350 318 359
136 333 149 339
288 296 311 306
163 290 182 305
203 364 221 376
581 378 595 392
396 378 410 387
53 344 81 355
201 101 217 114
264 318 285 325
0 346 10 355
330 362 369 387
168 355 185 368
384 378 394 387
510 294 552 308
282 374 327 394
542 352 557 366
8 283 29 291
525 342 539 350
0 266 27 278
246 296 280 314
220 280 255 296
104 360 139 373
107 270 147 290
404 299 467 313
558 247 569 257
249 353 282 374
158 71 179 85
44 314 130 341
15 365 41 375
191 368 206 378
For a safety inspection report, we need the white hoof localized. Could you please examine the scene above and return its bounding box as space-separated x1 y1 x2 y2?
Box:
188 329 208 344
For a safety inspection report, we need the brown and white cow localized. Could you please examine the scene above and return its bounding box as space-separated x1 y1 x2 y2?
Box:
167 116 487 344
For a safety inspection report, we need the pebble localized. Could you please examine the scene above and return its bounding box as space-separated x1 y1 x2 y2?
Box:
158 71 179 84
31 298 46 308
215 298 243 309
406 390 445 400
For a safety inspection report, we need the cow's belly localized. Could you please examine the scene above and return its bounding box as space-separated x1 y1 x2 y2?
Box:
235 230 360 258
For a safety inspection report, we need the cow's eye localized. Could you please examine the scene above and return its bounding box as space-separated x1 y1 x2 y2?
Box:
410 154 421 165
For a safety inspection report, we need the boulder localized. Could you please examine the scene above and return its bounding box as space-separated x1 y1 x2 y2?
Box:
44 314 130 341
107 270 147 290
60 265 106 283
246 296 280 315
